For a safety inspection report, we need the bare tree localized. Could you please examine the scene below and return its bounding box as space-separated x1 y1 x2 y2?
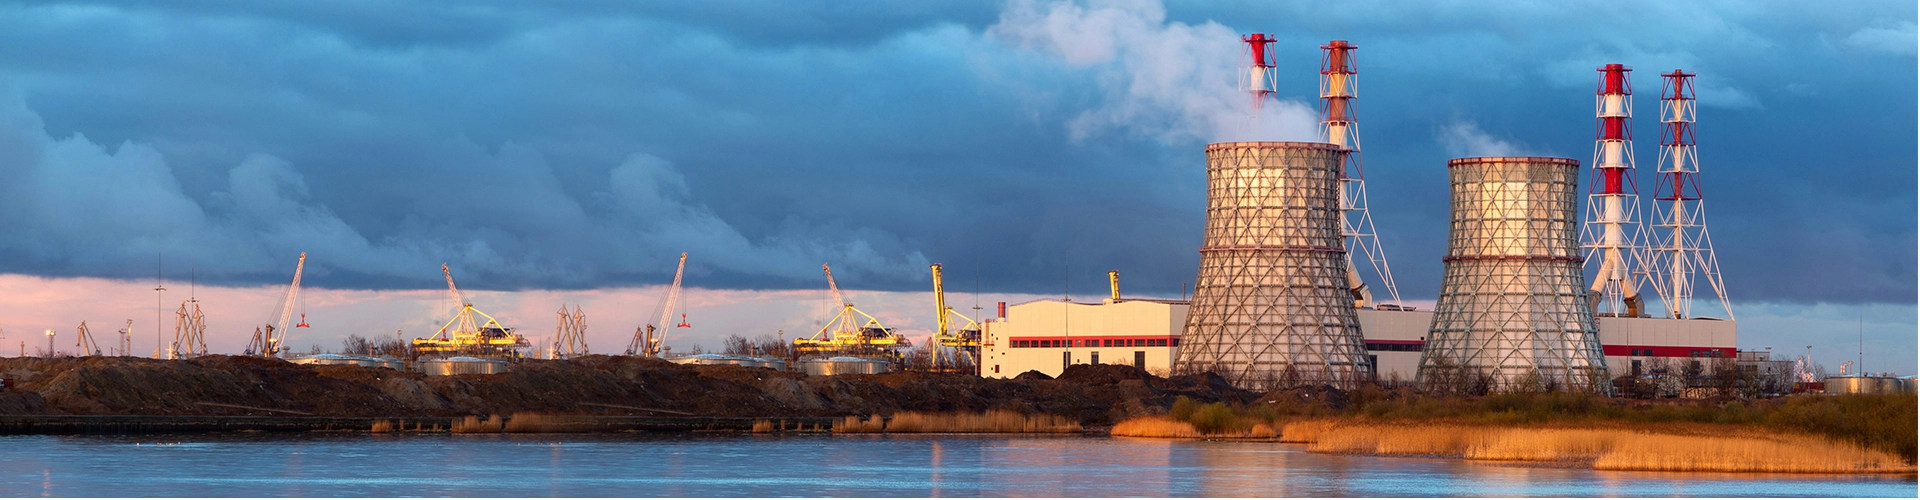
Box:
341 334 371 356
721 335 753 356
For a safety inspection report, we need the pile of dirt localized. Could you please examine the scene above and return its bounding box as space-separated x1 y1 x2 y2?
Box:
1055 363 1153 385
0 356 1259 425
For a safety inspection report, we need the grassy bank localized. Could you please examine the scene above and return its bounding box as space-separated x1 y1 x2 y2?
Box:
1110 397 1276 439
1110 392 1916 473
1282 419 1912 474
1321 390 1918 463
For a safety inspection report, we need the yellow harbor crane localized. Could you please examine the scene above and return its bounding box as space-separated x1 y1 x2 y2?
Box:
412 263 528 357
794 263 909 355
929 264 981 371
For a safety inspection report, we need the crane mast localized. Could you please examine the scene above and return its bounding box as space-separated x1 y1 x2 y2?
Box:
932 264 951 369
927 263 981 372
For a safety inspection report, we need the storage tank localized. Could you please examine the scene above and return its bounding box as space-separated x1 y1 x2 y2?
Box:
291 353 403 370
800 356 891 376
416 356 509 375
672 353 781 369
1418 157 1610 394
1824 375 1908 395
1174 141 1371 391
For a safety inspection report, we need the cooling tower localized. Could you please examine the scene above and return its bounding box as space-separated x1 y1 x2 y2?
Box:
1418 157 1610 394
1175 141 1370 391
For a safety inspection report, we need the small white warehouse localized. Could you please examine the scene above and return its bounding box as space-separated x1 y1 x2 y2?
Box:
980 298 1187 377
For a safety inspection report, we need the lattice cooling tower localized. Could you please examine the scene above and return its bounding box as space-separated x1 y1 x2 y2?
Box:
1418 157 1610 394
1175 142 1370 391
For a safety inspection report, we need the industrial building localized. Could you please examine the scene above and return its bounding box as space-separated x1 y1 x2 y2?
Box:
981 300 1738 385
979 42 1755 393
980 298 1186 378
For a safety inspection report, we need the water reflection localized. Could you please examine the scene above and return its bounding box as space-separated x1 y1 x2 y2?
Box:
0 434 1909 497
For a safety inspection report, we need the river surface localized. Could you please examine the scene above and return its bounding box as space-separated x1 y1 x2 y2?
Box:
1 434 1912 497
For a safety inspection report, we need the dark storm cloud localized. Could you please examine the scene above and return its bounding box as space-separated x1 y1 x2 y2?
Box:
0 0 1910 306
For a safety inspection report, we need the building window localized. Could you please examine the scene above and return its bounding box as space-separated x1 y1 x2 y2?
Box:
1102 339 1112 347
1171 339 1178 347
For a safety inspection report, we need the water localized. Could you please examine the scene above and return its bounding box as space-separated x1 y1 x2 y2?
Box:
1 434 1911 497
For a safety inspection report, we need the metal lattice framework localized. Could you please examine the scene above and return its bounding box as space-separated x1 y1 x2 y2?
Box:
1580 64 1649 318
1419 157 1610 394
172 301 207 359
555 305 589 358
1319 40 1402 308
1646 70 1734 320
1176 142 1370 391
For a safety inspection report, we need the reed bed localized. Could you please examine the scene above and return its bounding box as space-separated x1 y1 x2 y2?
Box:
451 414 505 433
885 411 1082 433
834 411 1081 434
1110 416 1276 439
834 415 887 433
1111 417 1202 438
1288 418 1914 474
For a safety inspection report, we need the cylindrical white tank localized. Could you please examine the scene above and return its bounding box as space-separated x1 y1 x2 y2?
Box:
416 356 509 376
800 356 891 376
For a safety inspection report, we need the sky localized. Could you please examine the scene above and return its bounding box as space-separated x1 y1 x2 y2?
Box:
0 0 1913 373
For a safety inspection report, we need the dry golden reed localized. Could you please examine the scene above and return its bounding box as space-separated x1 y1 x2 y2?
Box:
835 411 1080 434
1288 418 1914 474
451 414 504 433
1112 417 1202 438
1111 416 1277 439
834 415 887 433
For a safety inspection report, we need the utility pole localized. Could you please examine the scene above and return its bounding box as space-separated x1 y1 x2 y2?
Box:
155 253 166 359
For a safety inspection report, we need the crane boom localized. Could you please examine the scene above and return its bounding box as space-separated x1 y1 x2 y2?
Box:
630 253 688 357
277 253 307 334
657 253 687 332
824 263 845 307
267 252 307 356
931 264 950 338
443 262 464 308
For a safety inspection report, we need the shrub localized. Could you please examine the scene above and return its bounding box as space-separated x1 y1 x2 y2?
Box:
1190 402 1237 435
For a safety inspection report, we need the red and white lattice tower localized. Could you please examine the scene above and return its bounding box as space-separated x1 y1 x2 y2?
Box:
1319 40 1401 307
1580 64 1648 317
1241 34 1277 112
1646 70 1733 320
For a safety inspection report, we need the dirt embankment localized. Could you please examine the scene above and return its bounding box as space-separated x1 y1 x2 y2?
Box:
0 356 1252 423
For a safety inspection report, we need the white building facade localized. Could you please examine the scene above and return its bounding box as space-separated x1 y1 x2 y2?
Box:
982 299 1736 385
